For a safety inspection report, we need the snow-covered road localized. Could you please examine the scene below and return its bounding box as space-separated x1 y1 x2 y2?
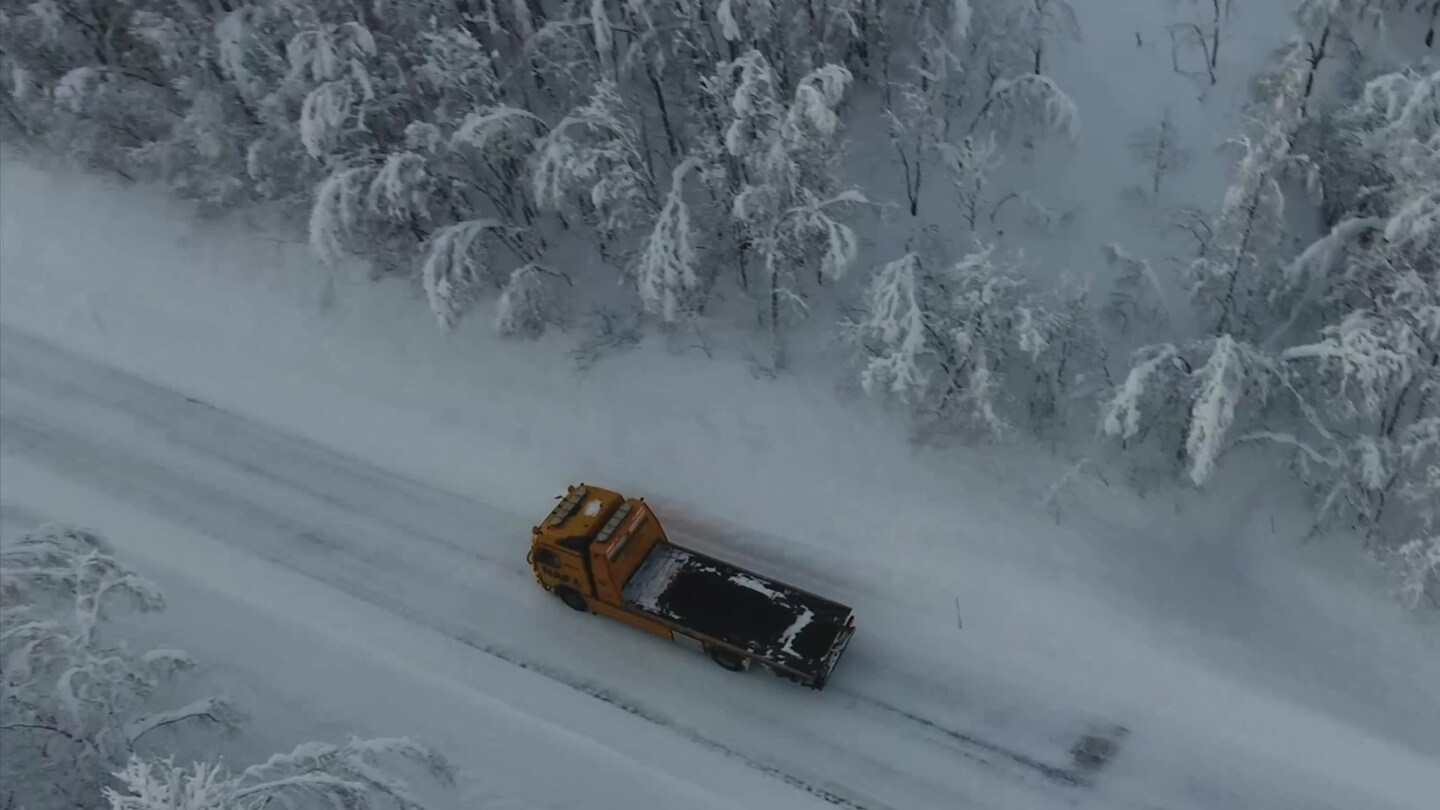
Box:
0 325 1433 810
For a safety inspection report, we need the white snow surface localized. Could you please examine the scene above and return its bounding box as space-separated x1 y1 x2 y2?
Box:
3 154 1439 810
779 607 816 658
729 571 784 601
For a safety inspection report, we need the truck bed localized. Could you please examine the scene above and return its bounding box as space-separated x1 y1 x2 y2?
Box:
623 542 854 681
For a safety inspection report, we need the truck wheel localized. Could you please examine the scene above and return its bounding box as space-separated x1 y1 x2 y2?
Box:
556 588 588 612
710 647 747 672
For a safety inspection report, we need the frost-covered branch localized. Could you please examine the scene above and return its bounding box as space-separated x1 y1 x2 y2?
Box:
420 219 525 329
104 737 453 810
125 698 244 746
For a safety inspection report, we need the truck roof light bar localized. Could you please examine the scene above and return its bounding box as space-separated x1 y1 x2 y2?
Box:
548 486 589 528
596 502 632 546
605 506 647 561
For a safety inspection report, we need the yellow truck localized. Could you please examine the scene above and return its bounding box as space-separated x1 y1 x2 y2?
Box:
528 483 857 690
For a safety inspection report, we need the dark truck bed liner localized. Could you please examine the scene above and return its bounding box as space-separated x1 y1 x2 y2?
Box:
623 542 854 681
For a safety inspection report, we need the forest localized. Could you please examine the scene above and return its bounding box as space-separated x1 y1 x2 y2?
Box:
0 1 1436 600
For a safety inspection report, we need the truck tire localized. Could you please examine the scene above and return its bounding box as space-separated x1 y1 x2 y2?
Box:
709 647 747 672
556 588 588 612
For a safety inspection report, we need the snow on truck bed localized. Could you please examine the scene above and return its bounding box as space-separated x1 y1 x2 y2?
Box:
623 542 851 670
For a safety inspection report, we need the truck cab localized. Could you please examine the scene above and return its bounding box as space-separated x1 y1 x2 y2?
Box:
530 485 663 616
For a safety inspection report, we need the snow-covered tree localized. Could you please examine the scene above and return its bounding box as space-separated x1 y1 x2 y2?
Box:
209 3 319 205
851 241 1096 438
883 8 968 218
634 157 702 322
939 132 1005 231
419 218 531 329
973 73 1080 146
1 526 241 810
1104 44 1437 604
1101 243 1171 339
103 737 453 810
409 25 503 125
853 252 931 400
288 21 377 160
1102 334 1282 485
1017 0 1080 75
447 104 548 225
1190 39 1318 340
1257 66 1435 547
0 1 254 204
870 8 1083 248
713 50 865 366
494 262 568 338
1391 534 1440 609
308 164 378 266
1168 0 1237 87
532 79 657 242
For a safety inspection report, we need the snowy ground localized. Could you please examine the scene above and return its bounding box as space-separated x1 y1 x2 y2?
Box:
3 155 1440 809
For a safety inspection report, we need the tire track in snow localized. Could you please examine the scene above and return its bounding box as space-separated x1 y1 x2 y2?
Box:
833 690 1087 788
